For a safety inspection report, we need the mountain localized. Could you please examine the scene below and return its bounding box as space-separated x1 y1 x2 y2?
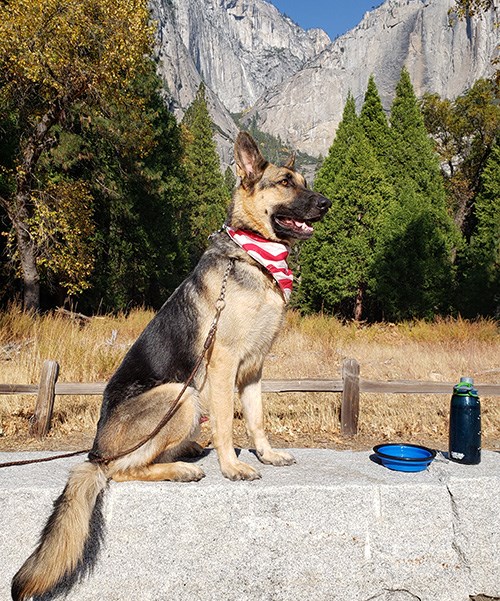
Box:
166 0 330 114
243 0 499 156
152 0 498 162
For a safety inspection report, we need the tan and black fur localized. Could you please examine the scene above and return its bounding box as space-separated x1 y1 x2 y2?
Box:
12 132 330 600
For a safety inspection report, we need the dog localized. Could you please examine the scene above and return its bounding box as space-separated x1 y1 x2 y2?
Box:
12 132 330 600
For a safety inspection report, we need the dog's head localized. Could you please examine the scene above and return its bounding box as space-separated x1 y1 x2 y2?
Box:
228 132 331 243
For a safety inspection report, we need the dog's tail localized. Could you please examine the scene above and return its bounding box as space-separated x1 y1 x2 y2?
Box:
11 461 108 601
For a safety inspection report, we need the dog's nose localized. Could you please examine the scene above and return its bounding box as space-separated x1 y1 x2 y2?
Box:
315 194 331 211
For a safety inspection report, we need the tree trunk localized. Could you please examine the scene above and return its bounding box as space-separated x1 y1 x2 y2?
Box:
354 285 364 322
8 105 63 312
12 214 40 312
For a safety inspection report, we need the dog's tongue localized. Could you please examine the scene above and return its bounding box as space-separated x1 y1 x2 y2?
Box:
281 217 313 235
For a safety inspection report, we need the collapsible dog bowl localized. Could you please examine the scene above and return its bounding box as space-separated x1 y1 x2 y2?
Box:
373 443 436 472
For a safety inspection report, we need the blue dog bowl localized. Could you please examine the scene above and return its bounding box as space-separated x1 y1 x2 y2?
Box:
373 443 436 472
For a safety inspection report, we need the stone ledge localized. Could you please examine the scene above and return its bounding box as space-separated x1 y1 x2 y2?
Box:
1 449 499 601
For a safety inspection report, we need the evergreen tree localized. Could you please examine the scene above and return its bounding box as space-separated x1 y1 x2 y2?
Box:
371 187 459 320
372 68 460 319
389 68 449 201
458 140 500 317
314 93 359 198
83 66 191 311
298 126 395 320
182 84 229 261
360 75 391 167
224 166 237 198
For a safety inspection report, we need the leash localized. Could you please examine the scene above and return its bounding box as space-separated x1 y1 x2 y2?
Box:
0 259 234 470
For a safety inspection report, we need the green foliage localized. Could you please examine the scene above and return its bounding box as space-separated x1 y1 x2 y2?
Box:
78 63 191 311
374 69 460 320
422 79 500 237
0 46 191 311
457 140 500 317
0 0 155 310
314 93 359 199
371 187 458 320
182 84 229 261
298 71 463 321
389 69 447 201
298 126 395 319
360 75 391 166
224 166 237 196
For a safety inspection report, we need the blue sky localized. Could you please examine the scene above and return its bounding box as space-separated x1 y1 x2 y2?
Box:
268 0 383 40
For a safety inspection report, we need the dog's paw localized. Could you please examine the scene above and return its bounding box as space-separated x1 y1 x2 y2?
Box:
171 462 206 482
221 460 261 481
256 449 296 466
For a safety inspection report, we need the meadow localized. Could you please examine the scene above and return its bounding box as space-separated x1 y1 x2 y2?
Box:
0 305 499 453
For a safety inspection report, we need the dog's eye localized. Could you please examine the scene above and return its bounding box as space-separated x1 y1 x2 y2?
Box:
279 178 290 187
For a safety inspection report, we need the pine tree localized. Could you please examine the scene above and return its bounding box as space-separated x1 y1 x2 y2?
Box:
389 68 450 202
182 84 229 262
79 62 191 311
314 93 359 198
458 140 500 316
372 68 460 319
224 166 237 197
360 75 391 167
298 126 395 320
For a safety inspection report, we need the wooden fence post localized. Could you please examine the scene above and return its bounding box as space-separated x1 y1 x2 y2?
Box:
341 358 360 436
30 360 59 439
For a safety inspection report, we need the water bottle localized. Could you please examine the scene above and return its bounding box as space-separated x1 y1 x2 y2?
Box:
449 377 481 464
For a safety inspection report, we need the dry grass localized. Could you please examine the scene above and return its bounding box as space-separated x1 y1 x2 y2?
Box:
0 305 499 452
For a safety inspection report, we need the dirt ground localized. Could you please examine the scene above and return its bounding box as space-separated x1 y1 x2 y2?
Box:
0 423 495 456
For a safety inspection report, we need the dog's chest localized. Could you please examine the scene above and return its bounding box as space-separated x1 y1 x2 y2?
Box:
222 272 285 364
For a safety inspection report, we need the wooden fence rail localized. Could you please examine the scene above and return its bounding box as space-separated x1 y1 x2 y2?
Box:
1 359 499 439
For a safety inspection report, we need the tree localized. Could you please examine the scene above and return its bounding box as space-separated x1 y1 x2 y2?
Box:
181 84 229 262
0 0 154 310
372 68 460 319
299 126 395 320
313 93 359 199
371 187 459 320
79 64 191 312
360 75 391 167
389 69 449 201
422 79 500 236
457 140 500 316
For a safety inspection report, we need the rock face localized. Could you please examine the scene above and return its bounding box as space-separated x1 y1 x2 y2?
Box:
243 0 499 156
169 0 330 114
151 0 239 167
152 0 498 161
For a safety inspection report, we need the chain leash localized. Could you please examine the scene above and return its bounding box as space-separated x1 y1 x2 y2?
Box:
0 259 235 470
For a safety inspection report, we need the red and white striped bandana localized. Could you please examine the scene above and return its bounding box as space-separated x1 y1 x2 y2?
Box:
224 225 293 302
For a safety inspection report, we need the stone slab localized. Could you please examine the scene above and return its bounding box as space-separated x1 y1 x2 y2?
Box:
1 449 499 601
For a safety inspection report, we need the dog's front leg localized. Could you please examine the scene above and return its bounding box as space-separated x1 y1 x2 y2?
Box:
207 347 261 481
240 375 296 467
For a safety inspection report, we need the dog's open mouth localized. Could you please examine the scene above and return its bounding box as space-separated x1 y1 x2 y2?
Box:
273 215 315 239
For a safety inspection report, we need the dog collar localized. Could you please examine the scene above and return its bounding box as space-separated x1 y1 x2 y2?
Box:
224 225 293 302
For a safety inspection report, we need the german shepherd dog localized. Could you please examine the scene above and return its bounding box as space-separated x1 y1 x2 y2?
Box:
12 132 330 600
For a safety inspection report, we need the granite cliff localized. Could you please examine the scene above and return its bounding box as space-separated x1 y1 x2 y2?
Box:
152 0 498 161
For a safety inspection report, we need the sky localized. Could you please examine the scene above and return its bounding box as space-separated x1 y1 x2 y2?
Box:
268 0 382 40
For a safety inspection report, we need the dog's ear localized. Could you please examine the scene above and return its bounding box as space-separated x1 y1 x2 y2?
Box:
235 132 268 184
283 152 296 171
